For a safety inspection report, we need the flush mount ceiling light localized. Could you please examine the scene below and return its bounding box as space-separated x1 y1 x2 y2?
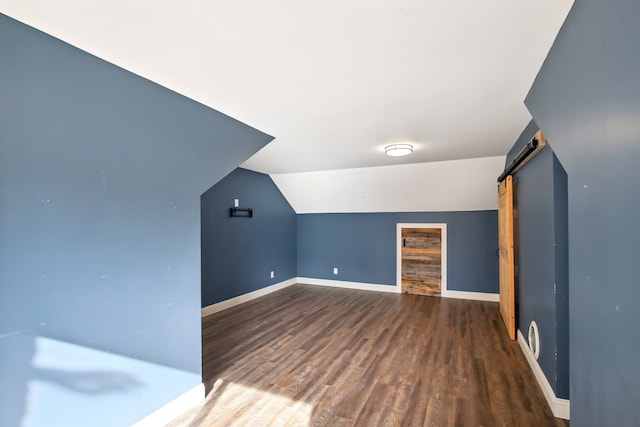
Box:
384 143 414 157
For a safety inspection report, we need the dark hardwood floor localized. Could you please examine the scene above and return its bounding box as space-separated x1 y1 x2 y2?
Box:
169 284 569 426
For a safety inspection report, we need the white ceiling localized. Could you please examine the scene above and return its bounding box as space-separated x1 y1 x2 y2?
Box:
271 156 506 213
1 0 573 174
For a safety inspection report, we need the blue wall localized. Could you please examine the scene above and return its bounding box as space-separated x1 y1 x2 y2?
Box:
297 211 498 293
506 121 569 399
525 0 640 424
0 14 271 426
553 154 569 400
201 168 297 306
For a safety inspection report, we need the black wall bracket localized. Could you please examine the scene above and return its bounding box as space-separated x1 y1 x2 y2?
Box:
230 207 253 218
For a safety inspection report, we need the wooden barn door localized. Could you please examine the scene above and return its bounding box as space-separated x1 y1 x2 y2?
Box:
498 176 516 340
401 228 442 296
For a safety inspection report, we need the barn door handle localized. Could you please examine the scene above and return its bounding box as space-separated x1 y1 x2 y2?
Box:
403 238 406 248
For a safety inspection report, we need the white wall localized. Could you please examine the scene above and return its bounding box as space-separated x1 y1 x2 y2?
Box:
270 156 505 213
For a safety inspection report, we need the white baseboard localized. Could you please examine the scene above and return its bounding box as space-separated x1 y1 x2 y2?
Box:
298 277 401 294
441 289 499 302
201 277 498 316
133 383 204 427
201 278 298 317
298 278 497 301
517 330 570 420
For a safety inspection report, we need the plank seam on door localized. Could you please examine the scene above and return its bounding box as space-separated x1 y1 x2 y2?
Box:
396 223 447 296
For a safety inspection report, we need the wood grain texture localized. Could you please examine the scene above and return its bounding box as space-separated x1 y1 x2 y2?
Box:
402 228 442 296
498 175 516 340
169 284 568 427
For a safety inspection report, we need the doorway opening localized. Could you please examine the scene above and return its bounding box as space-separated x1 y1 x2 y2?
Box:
396 223 447 296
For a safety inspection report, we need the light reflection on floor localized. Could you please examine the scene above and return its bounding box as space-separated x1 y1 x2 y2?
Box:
20 336 200 427
169 378 314 426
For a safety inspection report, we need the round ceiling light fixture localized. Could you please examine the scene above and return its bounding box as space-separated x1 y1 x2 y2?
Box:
384 143 413 157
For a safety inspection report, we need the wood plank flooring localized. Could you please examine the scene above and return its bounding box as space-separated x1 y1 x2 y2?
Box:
168 284 568 427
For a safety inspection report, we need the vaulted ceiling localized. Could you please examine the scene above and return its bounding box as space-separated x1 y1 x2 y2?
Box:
1 0 573 174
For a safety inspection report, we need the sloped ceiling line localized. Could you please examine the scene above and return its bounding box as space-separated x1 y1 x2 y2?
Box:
1 1 573 174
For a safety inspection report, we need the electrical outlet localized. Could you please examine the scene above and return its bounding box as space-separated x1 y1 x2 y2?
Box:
333 267 338 275
270 271 275 279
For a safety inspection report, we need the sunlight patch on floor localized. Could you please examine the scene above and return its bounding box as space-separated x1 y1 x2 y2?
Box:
170 378 315 426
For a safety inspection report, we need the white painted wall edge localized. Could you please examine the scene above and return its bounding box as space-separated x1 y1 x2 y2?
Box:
517 330 570 420
298 277 401 294
133 383 204 427
202 277 298 317
441 290 499 302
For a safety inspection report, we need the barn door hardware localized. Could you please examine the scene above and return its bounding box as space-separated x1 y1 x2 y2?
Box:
498 130 547 183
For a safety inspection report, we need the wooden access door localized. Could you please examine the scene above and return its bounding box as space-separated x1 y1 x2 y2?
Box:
401 228 442 296
498 175 516 340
